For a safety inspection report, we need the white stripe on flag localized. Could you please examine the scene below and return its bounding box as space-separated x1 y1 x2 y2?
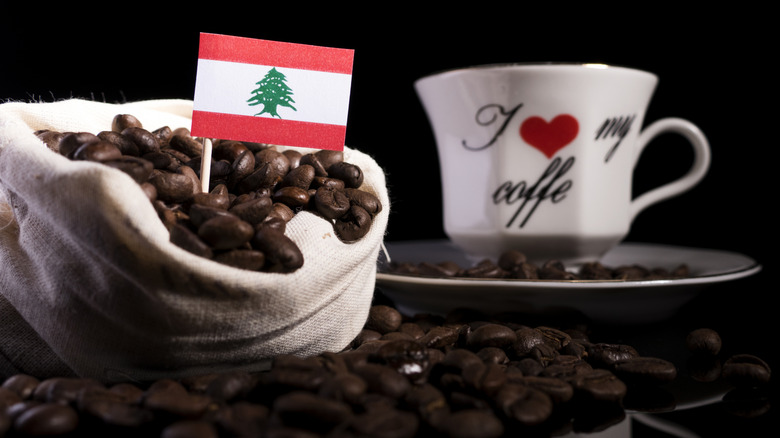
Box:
193 59 352 126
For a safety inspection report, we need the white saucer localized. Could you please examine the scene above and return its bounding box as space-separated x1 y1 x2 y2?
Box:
376 240 762 324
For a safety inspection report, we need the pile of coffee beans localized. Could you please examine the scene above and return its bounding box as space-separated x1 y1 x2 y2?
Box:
385 249 691 281
1 304 770 437
34 114 382 273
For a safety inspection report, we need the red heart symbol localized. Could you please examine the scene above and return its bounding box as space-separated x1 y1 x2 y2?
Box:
519 114 579 158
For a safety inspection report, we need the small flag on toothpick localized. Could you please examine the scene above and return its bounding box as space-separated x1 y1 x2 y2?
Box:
191 32 355 191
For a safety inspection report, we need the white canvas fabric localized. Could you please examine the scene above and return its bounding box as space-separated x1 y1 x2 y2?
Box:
0 99 389 383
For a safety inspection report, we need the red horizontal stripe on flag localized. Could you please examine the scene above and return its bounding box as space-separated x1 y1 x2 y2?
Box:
191 111 345 151
197 33 353 75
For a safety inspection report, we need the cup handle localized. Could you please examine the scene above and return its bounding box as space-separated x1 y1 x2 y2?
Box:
630 117 711 221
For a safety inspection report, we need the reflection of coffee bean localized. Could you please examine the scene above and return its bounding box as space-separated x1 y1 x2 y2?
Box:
569 369 627 403
41 113 382 273
612 357 678 385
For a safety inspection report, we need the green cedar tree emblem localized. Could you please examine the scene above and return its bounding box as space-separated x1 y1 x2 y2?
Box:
247 67 297 118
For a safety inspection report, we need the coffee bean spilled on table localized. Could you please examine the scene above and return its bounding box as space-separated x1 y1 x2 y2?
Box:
34 114 383 273
0 304 771 437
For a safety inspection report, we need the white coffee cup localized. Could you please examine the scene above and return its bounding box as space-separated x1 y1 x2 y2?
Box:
414 63 711 265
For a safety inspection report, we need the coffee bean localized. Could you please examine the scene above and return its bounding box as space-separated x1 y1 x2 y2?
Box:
722 354 772 387
372 339 430 383
365 305 403 334
255 148 291 177
13 403 79 436
3 301 770 436
519 375 575 404
198 214 254 250
334 204 372 242
273 391 354 433
187 204 233 228
153 125 174 146
58 131 99 158
314 186 351 220
35 129 65 152
214 249 266 271
281 163 315 189
77 386 153 427
170 223 214 259
495 383 553 426
143 380 213 418
327 161 363 188
497 249 527 271
612 264 650 280
587 343 640 368
251 227 304 272
462 259 506 278
539 260 577 280
99 130 141 156
168 133 203 157
205 372 255 402
314 149 343 170
273 186 310 209
282 149 303 169
536 326 571 350
72 140 122 162
317 372 367 405
267 202 295 223
686 328 722 356
149 171 198 203
578 261 614 280
191 183 231 210
513 327 546 356
112 113 143 132
103 155 155 184
418 325 460 349
477 347 509 365
344 187 383 215
122 126 161 155
213 401 269 437
299 152 328 176
466 323 517 350
2 374 40 400
32 377 102 404
53 114 382 273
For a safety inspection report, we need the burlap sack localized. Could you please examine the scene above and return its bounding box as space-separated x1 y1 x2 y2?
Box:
0 99 389 383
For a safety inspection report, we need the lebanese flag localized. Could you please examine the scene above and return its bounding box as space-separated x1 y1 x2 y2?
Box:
191 33 354 151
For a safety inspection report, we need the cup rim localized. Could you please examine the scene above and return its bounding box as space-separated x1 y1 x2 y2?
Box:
415 62 657 82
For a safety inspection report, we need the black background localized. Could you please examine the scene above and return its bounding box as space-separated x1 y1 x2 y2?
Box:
2 3 776 433
1 5 773 259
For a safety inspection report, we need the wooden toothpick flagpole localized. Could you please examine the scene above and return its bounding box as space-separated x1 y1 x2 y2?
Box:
200 138 213 193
